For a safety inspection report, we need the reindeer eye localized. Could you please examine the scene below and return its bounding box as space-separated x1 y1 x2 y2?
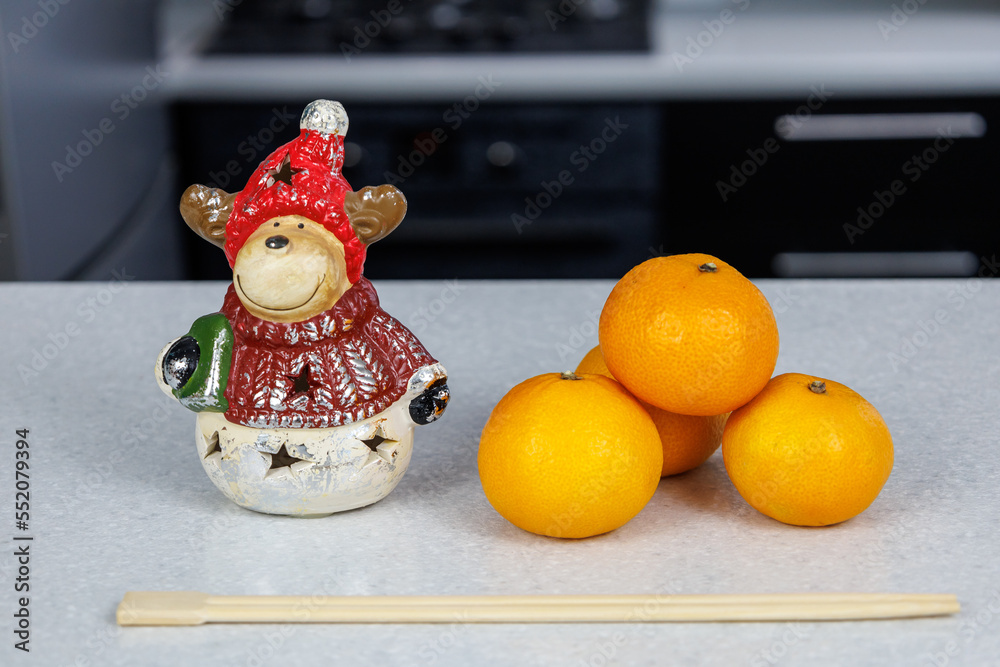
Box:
298 223 304 229
273 222 280 227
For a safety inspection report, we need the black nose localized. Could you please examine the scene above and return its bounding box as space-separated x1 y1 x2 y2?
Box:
265 235 289 249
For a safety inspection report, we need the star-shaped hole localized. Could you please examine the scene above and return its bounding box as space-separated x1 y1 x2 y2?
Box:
267 153 302 188
362 432 388 452
203 431 222 463
268 444 304 471
360 426 400 467
285 364 314 401
205 432 221 458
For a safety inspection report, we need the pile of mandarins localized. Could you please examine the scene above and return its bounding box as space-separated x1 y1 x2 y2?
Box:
478 253 894 538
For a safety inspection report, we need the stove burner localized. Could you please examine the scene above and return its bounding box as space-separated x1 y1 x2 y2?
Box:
207 0 651 55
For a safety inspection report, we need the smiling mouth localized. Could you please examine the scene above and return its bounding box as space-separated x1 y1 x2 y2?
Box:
237 274 325 311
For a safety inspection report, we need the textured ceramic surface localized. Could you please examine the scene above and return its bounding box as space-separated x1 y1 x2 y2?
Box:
195 363 446 517
157 100 449 516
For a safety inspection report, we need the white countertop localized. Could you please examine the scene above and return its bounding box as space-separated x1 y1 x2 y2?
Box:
1 278 998 665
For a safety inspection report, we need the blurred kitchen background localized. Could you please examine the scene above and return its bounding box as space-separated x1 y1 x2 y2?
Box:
1 0 998 281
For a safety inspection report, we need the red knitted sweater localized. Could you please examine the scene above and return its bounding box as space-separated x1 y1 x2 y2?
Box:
220 278 435 429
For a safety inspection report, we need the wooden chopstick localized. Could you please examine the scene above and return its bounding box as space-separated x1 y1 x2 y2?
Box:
117 592 960 626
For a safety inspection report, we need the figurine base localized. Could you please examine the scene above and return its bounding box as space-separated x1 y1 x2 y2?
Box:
195 405 415 517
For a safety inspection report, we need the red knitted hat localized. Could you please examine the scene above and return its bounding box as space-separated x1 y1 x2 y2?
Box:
225 100 366 283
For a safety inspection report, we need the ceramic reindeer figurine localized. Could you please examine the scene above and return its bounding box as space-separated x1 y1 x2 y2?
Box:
156 100 449 516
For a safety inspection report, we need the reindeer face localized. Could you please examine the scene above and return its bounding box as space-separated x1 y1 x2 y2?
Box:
232 215 353 322
180 183 408 323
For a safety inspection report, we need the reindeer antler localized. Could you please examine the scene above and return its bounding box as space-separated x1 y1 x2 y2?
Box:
179 184 236 248
343 185 407 245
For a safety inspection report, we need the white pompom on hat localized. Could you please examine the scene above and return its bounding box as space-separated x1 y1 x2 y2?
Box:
300 100 349 136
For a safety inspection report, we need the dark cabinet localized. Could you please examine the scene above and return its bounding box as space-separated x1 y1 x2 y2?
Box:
662 97 1000 277
174 96 998 279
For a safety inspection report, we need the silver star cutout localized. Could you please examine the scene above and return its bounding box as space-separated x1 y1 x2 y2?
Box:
360 425 399 468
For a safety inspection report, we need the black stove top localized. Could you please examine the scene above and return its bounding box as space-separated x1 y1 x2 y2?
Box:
208 0 651 55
